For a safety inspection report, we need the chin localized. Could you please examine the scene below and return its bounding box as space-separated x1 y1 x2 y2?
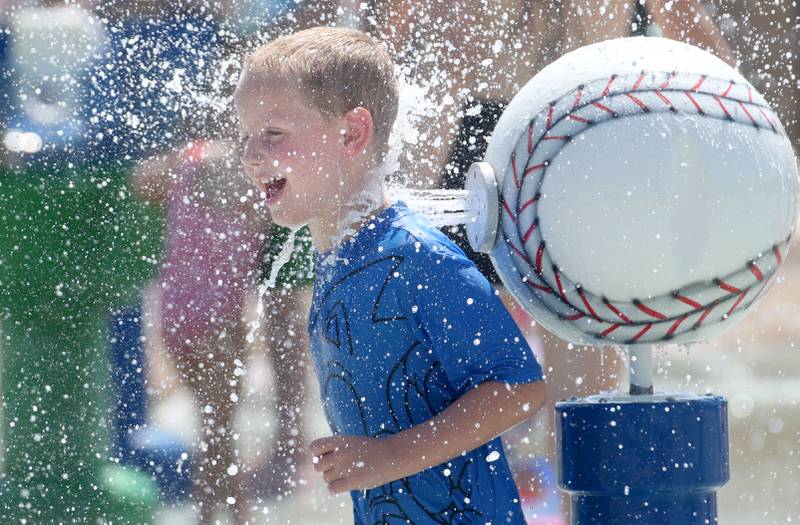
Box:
268 206 308 229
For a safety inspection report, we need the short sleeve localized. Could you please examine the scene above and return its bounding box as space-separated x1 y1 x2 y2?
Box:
353 503 367 525
403 249 543 392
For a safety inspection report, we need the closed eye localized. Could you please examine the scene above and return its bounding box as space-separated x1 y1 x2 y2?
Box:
238 128 285 154
264 129 284 141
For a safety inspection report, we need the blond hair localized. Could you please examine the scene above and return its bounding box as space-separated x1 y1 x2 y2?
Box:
244 27 399 162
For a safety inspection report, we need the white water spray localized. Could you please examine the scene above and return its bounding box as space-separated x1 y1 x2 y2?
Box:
247 227 299 344
389 187 470 228
380 74 475 229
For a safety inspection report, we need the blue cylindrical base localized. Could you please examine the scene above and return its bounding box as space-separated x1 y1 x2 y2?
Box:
556 393 729 525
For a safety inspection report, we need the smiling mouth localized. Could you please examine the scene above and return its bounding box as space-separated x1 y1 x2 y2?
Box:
264 177 287 203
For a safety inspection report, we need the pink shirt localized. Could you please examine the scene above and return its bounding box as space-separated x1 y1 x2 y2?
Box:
159 145 263 355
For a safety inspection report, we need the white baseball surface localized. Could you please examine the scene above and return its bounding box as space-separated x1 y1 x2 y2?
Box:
481 37 798 346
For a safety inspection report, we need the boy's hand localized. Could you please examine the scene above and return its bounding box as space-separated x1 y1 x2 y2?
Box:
309 435 399 494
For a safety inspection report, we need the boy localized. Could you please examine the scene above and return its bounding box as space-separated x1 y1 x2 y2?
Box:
234 27 546 524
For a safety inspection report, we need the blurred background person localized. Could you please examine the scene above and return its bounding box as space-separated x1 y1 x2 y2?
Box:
132 139 267 523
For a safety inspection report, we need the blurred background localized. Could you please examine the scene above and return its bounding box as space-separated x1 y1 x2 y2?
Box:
0 0 797 523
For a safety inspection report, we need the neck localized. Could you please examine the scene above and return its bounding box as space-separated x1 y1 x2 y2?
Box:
309 185 390 253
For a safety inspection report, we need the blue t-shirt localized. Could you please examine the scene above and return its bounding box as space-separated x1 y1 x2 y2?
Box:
309 202 543 525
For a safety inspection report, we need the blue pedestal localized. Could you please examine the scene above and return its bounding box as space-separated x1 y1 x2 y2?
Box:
556 393 729 524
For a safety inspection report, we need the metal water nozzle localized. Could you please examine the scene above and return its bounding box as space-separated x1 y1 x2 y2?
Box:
464 161 500 254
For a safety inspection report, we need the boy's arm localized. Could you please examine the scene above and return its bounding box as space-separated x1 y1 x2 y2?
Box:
130 151 181 204
310 379 546 494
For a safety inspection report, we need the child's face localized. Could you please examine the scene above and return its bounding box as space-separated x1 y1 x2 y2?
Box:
235 71 349 229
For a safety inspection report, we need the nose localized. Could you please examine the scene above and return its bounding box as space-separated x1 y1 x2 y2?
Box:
242 139 261 172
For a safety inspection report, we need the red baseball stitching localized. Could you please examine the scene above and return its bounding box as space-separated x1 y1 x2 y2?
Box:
501 199 516 223
497 71 792 345
518 194 539 214
674 293 702 310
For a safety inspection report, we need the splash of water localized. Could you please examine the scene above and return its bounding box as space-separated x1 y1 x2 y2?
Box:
379 73 434 180
246 227 298 344
378 74 477 229
328 73 476 240
389 187 471 228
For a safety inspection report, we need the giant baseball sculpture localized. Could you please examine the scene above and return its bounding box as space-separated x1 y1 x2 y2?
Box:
464 37 798 524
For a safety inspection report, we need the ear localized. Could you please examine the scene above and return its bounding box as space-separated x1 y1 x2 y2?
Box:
341 107 374 158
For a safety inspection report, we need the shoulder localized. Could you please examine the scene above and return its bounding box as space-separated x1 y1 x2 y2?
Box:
373 207 496 303
378 204 471 270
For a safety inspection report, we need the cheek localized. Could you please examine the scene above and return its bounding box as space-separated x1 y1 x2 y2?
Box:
273 145 324 171
308 132 341 161
270 146 294 164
